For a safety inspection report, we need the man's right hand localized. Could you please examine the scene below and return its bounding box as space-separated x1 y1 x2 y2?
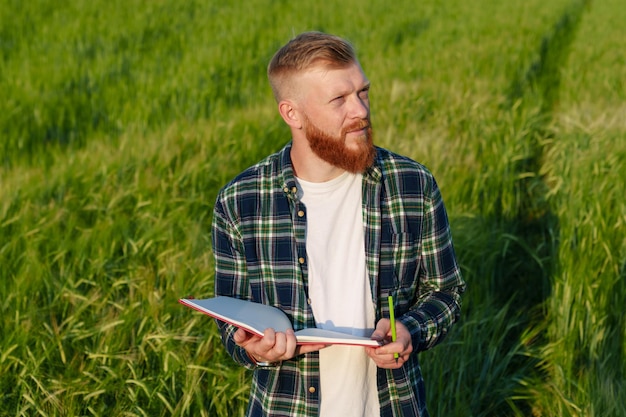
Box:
234 327 327 363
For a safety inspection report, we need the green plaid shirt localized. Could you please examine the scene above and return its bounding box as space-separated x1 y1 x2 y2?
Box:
213 142 465 417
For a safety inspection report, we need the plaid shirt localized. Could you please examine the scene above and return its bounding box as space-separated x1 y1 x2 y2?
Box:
213 142 465 417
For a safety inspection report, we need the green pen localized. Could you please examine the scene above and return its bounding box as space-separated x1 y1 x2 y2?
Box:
388 295 399 363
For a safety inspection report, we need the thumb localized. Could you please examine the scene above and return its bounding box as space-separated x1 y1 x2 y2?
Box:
233 327 254 345
371 318 391 340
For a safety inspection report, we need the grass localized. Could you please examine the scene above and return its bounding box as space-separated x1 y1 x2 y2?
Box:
1 0 624 415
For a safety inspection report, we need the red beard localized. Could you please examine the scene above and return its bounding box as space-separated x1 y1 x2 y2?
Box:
303 115 376 173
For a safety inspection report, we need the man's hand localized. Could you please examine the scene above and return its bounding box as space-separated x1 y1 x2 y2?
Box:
365 319 413 369
234 327 327 363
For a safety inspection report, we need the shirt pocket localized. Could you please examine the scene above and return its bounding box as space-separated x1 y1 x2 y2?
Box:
379 232 421 307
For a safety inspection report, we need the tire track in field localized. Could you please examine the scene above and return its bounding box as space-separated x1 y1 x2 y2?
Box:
507 0 589 115
493 3 589 413
510 4 625 411
497 0 589 337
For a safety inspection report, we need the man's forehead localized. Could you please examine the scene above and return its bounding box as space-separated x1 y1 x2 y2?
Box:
300 63 368 90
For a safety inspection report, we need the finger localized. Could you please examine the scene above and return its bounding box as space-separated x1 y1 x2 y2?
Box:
379 340 404 356
233 327 257 346
376 348 400 361
296 343 329 356
371 318 390 340
258 328 277 355
366 351 393 368
283 329 298 358
271 330 288 357
369 341 405 366
368 351 406 369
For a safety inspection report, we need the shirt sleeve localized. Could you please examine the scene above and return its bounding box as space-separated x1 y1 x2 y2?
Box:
398 177 466 352
211 196 257 369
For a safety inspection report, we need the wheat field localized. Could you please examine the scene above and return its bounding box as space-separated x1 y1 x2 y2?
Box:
1 0 624 415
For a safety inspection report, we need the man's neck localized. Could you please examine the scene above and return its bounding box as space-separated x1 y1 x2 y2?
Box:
290 140 346 182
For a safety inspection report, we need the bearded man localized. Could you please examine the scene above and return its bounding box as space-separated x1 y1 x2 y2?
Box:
211 31 466 417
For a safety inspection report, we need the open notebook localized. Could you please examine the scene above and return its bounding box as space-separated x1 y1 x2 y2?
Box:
179 296 382 347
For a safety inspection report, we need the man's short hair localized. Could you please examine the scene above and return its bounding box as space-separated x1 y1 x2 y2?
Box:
267 32 357 101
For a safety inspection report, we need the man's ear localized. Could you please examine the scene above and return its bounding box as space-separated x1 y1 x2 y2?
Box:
278 100 302 129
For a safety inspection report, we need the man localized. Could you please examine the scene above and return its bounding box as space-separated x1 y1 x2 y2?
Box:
212 31 465 417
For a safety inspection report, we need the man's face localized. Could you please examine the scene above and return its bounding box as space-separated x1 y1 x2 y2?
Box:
298 62 375 173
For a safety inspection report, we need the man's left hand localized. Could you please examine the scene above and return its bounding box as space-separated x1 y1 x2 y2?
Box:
365 319 413 369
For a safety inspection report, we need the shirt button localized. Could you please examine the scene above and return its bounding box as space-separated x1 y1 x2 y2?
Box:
307 298 312 305
298 257 305 264
309 386 316 393
297 210 305 217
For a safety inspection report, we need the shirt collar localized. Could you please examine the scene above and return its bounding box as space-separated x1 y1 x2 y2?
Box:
364 150 383 183
277 141 383 195
278 142 299 201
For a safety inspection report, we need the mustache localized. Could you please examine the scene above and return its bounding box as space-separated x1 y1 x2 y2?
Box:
343 119 370 134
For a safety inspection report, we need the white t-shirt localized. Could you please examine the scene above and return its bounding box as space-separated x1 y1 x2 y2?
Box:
297 172 380 417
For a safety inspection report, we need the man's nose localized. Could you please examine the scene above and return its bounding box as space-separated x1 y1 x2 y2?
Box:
348 94 369 119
